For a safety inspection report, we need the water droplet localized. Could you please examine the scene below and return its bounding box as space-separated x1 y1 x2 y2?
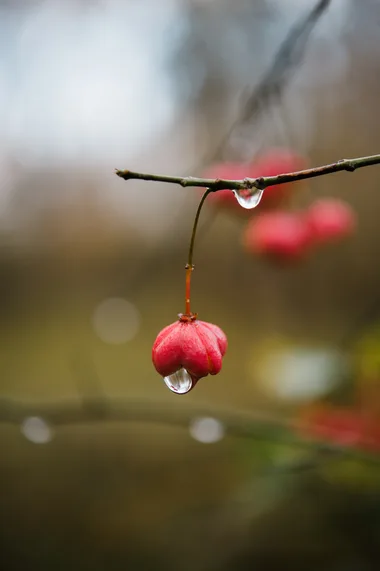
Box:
164 368 193 394
233 187 264 209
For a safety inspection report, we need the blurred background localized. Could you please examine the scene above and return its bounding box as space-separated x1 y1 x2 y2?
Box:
1 0 380 569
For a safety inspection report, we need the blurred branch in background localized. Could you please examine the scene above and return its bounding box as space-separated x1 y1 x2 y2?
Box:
1 394 379 467
238 0 331 125
198 0 332 165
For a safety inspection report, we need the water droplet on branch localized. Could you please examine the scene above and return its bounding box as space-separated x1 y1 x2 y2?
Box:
233 187 264 209
164 368 193 394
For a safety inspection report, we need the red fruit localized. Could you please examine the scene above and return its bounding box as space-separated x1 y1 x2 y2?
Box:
152 314 227 394
301 406 380 452
243 211 312 261
306 198 356 243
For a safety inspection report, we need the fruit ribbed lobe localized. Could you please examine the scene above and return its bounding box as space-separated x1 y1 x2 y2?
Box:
152 318 227 385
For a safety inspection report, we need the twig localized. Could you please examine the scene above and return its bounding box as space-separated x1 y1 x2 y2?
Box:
116 153 380 194
202 0 331 164
1 396 379 465
238 0 332 125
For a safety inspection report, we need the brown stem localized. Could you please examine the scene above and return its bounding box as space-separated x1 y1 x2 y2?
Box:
185 265 192 315
183 188 212 316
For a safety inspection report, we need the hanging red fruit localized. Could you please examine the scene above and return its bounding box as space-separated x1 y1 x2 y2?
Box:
152 313 228 394
243 210 313 261
306 198 357 243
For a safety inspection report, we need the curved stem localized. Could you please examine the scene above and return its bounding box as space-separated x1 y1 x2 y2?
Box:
185 266 192 316
185 188 212 315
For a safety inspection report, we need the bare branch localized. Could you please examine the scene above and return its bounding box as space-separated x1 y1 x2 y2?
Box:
116 153 380 194
2 396 379 466
205 0 332 163
239 0 332 125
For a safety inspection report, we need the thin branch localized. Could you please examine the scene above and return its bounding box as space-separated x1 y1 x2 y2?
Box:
203 0 331 164
116 153 380 194
1 396 379 466
238 0 331 125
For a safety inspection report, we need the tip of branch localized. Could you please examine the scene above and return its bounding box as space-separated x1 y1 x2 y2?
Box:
115 169 132 180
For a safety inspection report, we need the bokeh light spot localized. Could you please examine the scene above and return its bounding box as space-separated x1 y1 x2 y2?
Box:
92 298 140 344
21 416 53 444
189 417 225 444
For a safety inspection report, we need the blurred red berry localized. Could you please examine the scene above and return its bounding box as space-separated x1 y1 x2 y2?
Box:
202 148 307 216
300 406 380 452
306 198 356 243
243 211 313 261
152 314 227 394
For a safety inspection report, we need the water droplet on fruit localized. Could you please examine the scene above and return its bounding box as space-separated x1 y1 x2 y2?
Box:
233 187 264 209
164 368 193 394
